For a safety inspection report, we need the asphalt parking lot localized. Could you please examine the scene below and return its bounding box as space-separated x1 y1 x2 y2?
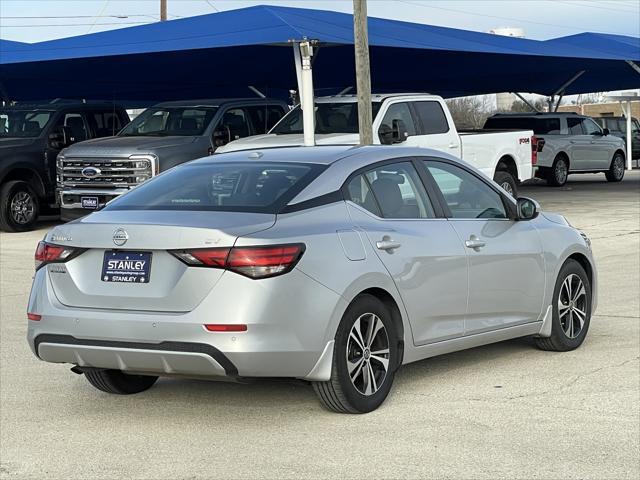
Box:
1 171 638 480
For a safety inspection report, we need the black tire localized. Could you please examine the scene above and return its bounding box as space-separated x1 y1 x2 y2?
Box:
0 180 40 232
84 368 158 394
535 259 592 352
313 294 399 413
547 155 569 187
605 153 625 182
493 170 518 197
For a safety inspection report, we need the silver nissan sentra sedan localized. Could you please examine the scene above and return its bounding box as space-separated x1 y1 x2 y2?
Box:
27 146 596 413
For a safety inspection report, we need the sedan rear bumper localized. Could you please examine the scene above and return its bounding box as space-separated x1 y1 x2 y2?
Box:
27 267 346 381
35 334 233 377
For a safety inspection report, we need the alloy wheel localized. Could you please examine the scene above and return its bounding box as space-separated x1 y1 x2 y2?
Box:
556 161 568 185
613 157 625 180
500 181 514 195
346 313 390 396
558 273 587 339
10 191 36 225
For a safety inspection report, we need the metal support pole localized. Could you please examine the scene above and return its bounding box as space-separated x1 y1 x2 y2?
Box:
624 101 633 170
293 41 316 147
353 0 373 145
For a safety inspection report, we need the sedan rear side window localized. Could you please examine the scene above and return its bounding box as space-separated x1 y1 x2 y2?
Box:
104 162 324 214
347 162 434 219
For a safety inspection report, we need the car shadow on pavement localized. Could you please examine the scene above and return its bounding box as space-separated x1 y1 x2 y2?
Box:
62 337 537 415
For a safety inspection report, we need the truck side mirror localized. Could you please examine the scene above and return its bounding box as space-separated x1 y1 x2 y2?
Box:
602 128 610 136
213 126 231 147
391 119 409 143
378 124 394 145
48 126 70 149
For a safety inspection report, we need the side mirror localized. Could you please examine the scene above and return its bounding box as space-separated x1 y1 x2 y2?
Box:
391 119 409 143
602 127 610 136
213 126 231 147
378 124 394 145
48 126 70 149
517 197 540 221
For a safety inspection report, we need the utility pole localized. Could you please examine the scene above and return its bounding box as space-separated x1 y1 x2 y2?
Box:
160 0 167 21
353 0 373 145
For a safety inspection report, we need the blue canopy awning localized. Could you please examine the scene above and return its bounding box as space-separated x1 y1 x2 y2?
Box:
1 5 638 102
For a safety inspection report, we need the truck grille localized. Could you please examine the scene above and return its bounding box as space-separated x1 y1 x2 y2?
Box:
59 157 153 188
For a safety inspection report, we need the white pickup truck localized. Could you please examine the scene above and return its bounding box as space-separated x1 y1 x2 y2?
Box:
217 94 537 196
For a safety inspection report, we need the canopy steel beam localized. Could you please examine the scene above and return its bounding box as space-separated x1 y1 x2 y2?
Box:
548 70 586 111
626 60 640 75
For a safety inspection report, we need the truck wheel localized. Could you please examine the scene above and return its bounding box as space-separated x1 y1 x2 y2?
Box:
493 171 518 197
605 153 625 182
0 180 40 232
84 368 158 394
547 155 569 187
312 294 398 413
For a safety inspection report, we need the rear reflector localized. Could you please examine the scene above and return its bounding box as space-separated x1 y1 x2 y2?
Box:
27 313 41 321
204 324 247 332
171 243 305 279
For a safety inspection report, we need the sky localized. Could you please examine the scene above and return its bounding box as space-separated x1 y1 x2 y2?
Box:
1 0 639 43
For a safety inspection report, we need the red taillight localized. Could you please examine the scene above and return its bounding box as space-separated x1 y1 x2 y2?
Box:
204 324 247 332
27 313 41 321
170 243 305 279
531 135 545 166
34 241 83 270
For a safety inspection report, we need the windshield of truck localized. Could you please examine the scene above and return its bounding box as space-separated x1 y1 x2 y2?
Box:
271 102 382 135
104 162 324 213
483 116 561 135
0 110 54 138
119 106 218 137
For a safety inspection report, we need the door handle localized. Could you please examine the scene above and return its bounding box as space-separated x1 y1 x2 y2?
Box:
570 140 577 144
448 143 459 149
376 239 402 251
465 235 486 251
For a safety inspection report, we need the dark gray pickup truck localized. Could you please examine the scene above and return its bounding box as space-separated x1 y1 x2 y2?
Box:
0 102 129 231
58 98 287 220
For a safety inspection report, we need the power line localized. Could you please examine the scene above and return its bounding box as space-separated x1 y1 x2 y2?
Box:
555 0 640 13
87 0 111 34
204 1 220 13
0 22 152 28
1 14 158 19
396 0 633 34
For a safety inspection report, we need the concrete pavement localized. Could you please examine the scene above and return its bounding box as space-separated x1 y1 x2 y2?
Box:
1 171 638 479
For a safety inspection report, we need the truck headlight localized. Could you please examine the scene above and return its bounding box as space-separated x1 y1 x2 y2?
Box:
56 155 64 169
135 175 150 183
133 160 150 169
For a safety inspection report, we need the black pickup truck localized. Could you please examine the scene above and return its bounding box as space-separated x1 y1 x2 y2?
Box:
0 103 130 231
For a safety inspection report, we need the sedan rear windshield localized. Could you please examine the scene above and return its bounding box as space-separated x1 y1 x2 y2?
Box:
103 162 325 213
119 107 218 137
483 116 561 135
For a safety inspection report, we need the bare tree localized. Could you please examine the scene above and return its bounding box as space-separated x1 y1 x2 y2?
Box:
508 98 546 113
445 96 493 129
